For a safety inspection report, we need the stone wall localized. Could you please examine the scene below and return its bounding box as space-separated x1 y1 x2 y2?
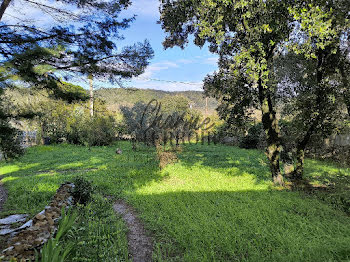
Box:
0 183 74 261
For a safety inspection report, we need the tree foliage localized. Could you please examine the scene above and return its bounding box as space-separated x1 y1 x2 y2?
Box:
0 0 154 158
277 1 350 179
0 0 154 80
160 0 295 184
160 0 350 183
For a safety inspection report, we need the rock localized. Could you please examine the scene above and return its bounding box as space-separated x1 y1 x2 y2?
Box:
0 214 28 225
35 221 48 228
35 213 46 221
18 220 33 230
0 228 17 236
47 218 54 226
221 136 238 145
13 243 24 252
116 148 123 154
67 196 74 205
2 246 14 254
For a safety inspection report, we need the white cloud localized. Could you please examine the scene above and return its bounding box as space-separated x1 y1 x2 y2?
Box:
134 61 179 79
176 59 195 64
173 56 219 66
129 79 203 92
205 57 219 65
125 0 160 18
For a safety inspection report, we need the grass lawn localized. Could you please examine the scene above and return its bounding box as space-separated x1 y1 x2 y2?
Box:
0 142 350 261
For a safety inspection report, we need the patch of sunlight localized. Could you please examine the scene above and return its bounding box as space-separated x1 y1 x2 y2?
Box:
35 173 57 178
57 162 84 169
134 163 270 196
0 165 21 174
135 187 268 198
0 163 40 175
35 146 55 152
89 157 103 164
305 159 350 178
226 167 244 176
32 183 58 193
259 158 268 166
98 164 108 170
2 176 19 183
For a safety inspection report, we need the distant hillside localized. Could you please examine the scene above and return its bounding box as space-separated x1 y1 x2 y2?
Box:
95 88 218 114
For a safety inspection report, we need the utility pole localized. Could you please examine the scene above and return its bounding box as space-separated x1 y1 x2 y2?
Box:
205 97 208 118
89 73 94 117
204 96 208 130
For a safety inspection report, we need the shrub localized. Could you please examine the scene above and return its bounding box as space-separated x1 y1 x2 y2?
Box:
72 176 94 205
37 101 116 147
86 116 115 146
0 121 24 160
239 123 264 149
121 100 204 147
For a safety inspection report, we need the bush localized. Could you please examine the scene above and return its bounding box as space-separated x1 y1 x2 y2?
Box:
121 100 204 146
239 123 264 149
0 121 24 160
86 116 115 146
72 176 94 205
37 101 116 146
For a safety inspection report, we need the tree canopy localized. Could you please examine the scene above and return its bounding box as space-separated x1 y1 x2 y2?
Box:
0 0 154 159
0 0 154 86
160 0 295 185
160 0 350 183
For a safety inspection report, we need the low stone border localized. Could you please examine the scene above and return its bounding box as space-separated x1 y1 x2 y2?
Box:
0 182 74 261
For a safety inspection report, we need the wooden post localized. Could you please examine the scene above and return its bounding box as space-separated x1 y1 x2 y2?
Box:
204 96 208 130
88 74 94 117
205 97 208 117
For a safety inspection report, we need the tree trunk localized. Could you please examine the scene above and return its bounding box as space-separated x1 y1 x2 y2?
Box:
258 78 284 186
339 66 350 117
294 148 305 180
0 0 11 21
294 51 324 180
294 138 309 180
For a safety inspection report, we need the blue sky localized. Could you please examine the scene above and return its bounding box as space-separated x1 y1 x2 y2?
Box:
119 0 219 91
3 0 218 91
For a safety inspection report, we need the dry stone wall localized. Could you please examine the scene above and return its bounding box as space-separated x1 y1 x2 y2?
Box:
0 183 75 261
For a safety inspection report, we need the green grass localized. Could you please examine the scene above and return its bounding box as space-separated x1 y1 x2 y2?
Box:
303 158 350 214
1 142 350 261
61 194 130 261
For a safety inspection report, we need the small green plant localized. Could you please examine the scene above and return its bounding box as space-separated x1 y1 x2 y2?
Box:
61 194 129 261
72 176 94 205
36 209 78 262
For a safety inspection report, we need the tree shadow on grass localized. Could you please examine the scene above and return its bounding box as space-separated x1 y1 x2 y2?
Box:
133 190 350 262
0 142 166 216
291 168 350 214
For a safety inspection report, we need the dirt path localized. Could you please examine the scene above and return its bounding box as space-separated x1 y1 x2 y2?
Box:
113 200 153 262
0 178 7 212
